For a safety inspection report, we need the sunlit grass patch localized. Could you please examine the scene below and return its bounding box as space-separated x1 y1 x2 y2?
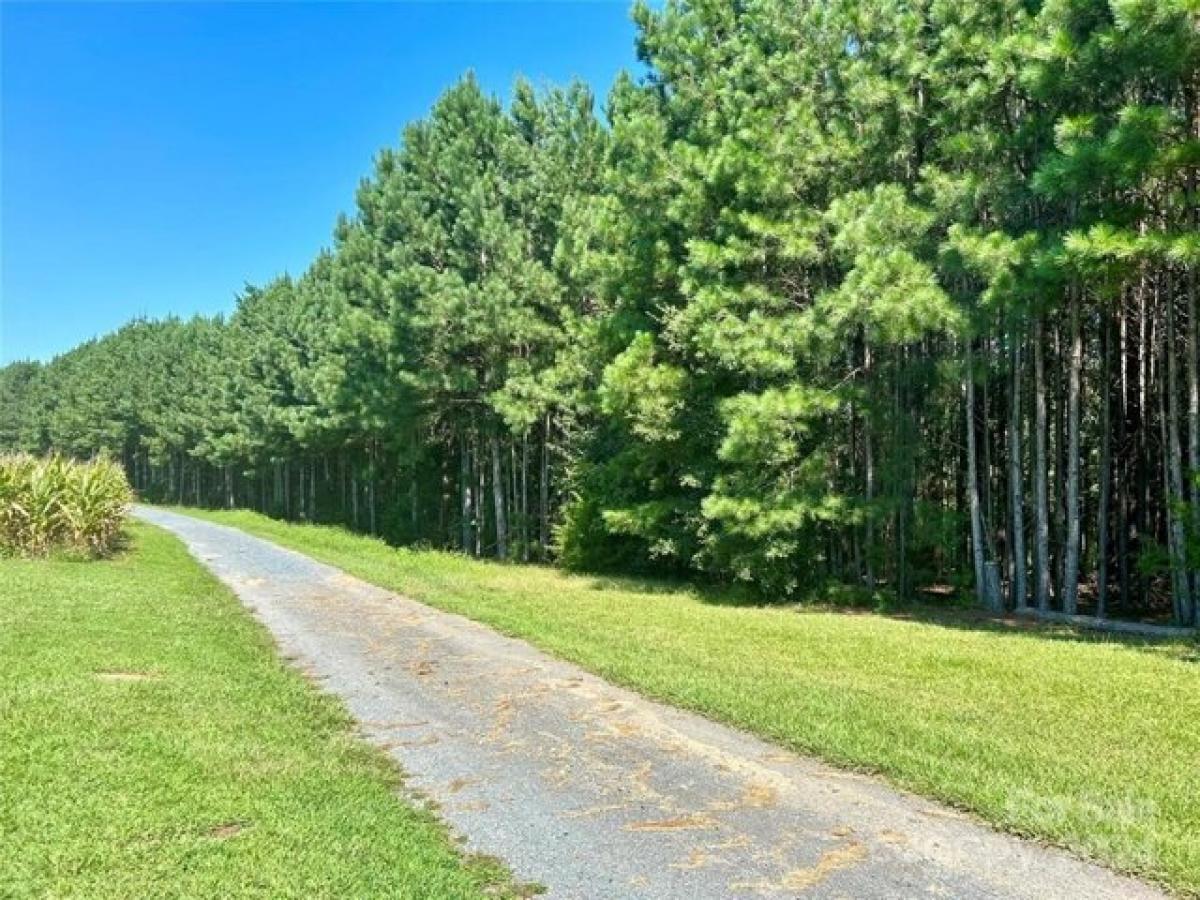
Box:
0 521 520 899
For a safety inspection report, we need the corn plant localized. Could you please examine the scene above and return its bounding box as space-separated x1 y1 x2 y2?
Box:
0 454 131 557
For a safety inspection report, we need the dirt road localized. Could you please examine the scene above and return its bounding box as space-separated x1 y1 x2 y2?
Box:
135 506 1165 900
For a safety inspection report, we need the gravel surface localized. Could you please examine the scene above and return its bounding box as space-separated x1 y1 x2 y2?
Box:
135 506 1166 900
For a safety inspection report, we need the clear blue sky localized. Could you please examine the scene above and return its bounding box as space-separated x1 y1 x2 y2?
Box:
0 1 641 364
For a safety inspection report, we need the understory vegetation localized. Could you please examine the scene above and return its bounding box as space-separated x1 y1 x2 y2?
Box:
0 454 130 556
0 521 519 899
4 0 1200 624
171 508 1200 894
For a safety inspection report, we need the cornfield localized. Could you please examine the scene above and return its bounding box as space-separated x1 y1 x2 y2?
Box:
0 454 132 557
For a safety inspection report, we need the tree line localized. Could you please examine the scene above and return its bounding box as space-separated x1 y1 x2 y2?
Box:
4 0 1199 624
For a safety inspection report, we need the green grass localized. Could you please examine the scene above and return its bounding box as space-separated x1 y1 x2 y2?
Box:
0 521 521 899
175 507 1200 896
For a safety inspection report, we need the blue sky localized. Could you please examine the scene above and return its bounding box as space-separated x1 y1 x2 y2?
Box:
0 2 641 364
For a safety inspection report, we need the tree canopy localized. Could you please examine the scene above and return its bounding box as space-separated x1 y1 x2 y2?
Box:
6 0 1200 624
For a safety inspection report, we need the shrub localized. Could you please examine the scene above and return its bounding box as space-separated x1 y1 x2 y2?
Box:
0 454 132 557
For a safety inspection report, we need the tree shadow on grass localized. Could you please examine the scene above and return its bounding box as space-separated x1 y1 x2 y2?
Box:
801 602 1199 663
580 572 766 607
583 571 1200 663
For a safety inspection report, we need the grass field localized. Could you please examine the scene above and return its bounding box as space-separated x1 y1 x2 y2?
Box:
174 507 1200 895
0 521 520 899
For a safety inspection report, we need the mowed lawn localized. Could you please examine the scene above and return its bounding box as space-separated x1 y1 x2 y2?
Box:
0 521 520 900
177 508 1200 895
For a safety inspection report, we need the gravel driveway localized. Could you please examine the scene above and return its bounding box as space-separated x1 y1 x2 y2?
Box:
135 506 1165 900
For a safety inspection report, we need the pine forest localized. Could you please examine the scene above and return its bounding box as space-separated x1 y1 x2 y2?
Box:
5 0 1200 626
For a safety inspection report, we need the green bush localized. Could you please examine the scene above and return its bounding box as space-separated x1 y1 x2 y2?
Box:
0 454 132 557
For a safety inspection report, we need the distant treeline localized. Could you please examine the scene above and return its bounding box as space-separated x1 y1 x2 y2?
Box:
4 0 1200 623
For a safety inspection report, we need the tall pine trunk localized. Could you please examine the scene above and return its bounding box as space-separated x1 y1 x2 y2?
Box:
1187 253 1200 623
1117 298 1131 610
1165 271 1192 624
460 432 473 553
966 339 999 610
368 442 378 536
521 434 530 561
539 412 551 555
1061 286 1083 615
1097 313 1112 618
863 337 876 591
491 432 507 560
1008 335 1027 610
476 436 485 558
1033 315 1052 610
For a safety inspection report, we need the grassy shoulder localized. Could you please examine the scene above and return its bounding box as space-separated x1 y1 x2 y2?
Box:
0 521 519 899
175 507 1200 895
